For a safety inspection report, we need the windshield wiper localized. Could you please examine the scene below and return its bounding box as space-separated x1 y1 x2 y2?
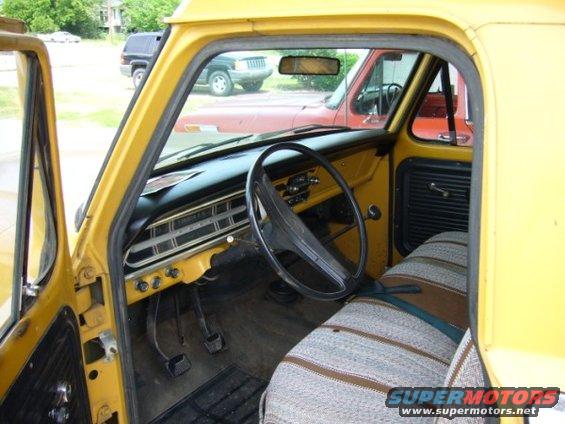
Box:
157 143 215 164
156 134 255 167
156 124 351 169
258 124 350 140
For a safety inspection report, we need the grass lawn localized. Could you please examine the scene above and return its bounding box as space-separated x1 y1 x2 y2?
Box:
0 87 20 117
0 86 127 127
262 74 302 91
54 91 129 128
57 108 124 127
1 62 311 132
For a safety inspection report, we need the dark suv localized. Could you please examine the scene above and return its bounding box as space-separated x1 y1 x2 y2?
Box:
120 32 273 95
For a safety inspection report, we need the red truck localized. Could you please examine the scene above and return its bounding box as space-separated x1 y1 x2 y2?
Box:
175 50 473 145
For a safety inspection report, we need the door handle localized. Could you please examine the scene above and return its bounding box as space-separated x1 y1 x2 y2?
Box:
362 114 383 125
428 182 451 198
437 132 470 144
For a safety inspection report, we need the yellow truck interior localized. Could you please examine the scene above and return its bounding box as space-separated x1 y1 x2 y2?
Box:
0 17 488 422
109 42 477 422
11 0 565 420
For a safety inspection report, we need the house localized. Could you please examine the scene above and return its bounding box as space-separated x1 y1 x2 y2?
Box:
100 0 124 33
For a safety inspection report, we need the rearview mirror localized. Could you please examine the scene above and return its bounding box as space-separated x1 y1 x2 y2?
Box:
278 56 340 76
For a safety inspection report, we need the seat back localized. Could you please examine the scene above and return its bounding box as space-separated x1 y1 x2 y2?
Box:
444 329 484 387
436 329 485 423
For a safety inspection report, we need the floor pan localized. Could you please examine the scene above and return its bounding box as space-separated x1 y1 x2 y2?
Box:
152 366 267 424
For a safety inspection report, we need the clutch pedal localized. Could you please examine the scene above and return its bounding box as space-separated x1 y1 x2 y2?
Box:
189 285 225 354
146 293 192 378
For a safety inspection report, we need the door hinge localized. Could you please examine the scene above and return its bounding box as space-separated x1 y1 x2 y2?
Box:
74 255 105 287
99 330 118 362
76 265 100 287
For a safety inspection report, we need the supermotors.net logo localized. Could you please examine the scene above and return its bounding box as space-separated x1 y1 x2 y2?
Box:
385 387 560 419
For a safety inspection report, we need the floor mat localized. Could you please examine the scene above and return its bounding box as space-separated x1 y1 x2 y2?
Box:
152 366 267 424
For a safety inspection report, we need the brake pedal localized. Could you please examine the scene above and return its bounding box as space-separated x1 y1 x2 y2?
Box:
146 293 192 378
189 285 225 354
203 333 225 354
166 354 192 378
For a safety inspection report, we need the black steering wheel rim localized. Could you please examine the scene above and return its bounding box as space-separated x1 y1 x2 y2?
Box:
385 83 403 105
245 142 368 301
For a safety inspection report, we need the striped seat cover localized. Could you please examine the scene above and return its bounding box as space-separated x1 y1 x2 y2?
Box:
381 231 469 328
260 299 483 424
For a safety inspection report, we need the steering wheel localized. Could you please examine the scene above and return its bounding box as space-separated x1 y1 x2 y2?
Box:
385 83 403 105
245 142 368 301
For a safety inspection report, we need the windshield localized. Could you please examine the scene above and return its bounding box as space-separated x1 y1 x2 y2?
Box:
156 48 419 169
325 49 370 109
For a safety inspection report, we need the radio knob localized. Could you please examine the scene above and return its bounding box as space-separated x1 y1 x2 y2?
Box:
134 280 149 292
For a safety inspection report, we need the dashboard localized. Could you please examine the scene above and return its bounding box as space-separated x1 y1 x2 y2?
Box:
123 129 392 304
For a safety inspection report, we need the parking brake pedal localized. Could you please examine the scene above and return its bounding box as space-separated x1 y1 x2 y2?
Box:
147 293 191 378
189 285 225 354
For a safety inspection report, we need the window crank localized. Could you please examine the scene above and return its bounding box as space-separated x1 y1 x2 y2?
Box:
428 182 451 198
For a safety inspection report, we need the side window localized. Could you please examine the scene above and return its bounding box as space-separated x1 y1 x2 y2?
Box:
0 52 56 336
353 51 418 119
411 62 474 146
151 36 161 54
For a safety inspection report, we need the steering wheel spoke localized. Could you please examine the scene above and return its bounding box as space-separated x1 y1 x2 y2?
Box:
246 143 368 300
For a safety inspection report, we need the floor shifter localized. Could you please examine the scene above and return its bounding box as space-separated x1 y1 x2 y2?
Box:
189 285 226 354
146 293 192 378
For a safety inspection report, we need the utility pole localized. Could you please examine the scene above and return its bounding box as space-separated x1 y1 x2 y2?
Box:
107 0 114 43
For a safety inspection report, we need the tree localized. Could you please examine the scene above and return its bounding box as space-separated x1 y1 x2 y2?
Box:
122 0 179 32
1 0 101 37
56 0 102 38
1 0 56 32
29 15 59 33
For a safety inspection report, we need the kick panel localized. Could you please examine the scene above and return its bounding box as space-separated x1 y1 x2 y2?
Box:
394 158 471 255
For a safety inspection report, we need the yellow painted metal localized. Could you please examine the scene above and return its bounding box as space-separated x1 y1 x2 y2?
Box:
72 2 565 418
0 17 24 34
473 23 565 392
125 248 224 305
0 30 78 398
168 0 564 27
0 25 128 422
330 155 390 278
0 0 562 421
